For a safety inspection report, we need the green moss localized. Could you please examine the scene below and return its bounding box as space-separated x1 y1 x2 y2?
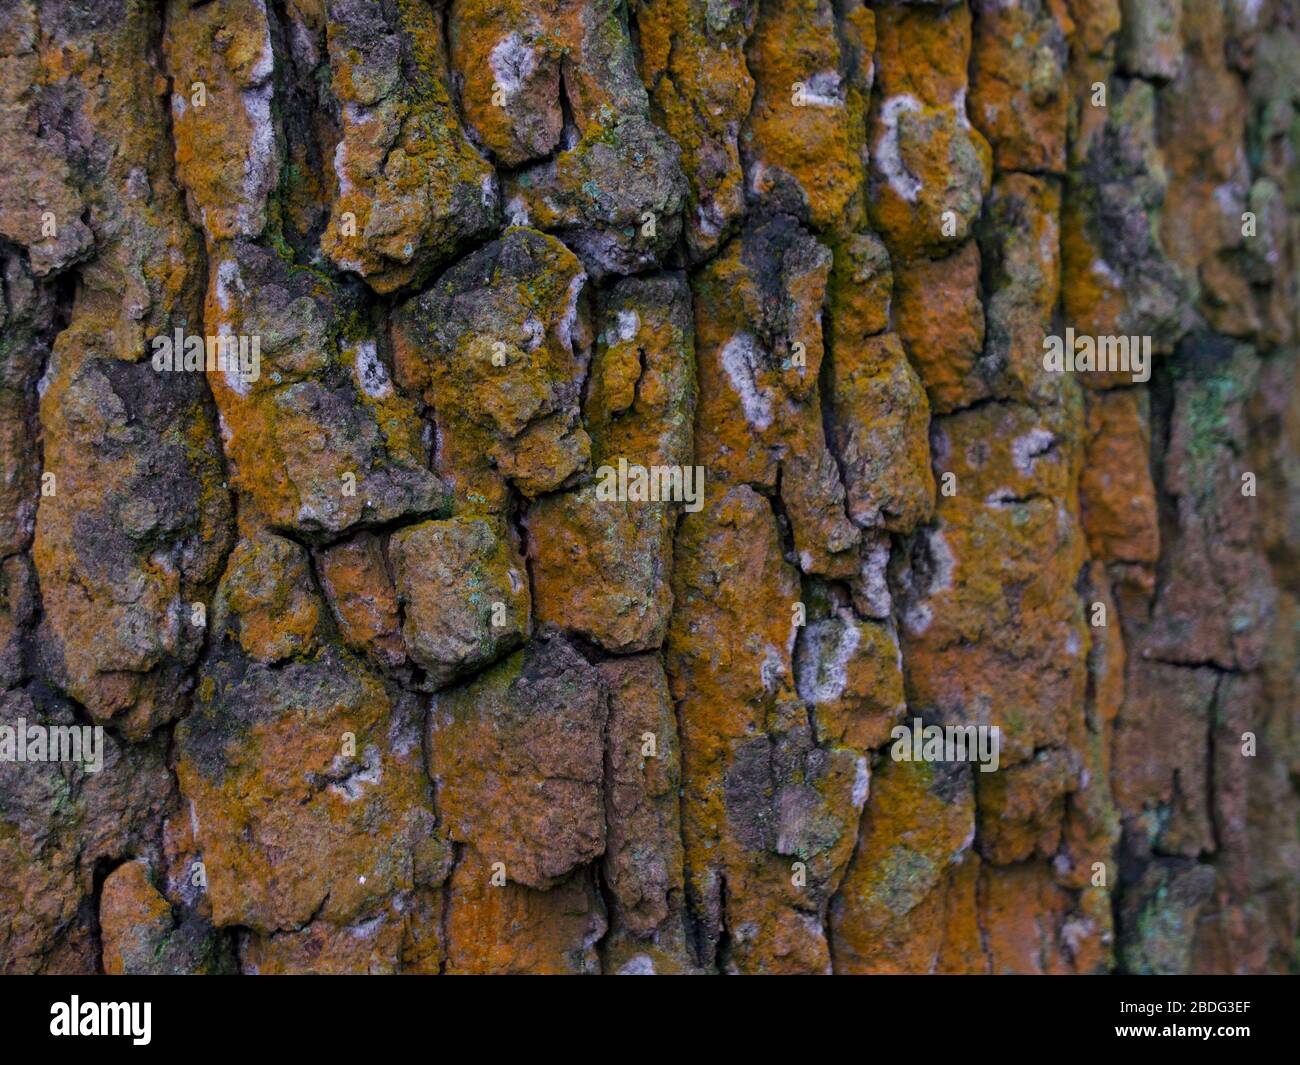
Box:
1181 372 1237 498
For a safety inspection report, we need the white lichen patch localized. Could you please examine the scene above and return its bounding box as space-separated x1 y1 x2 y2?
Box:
924 528 956 594
795 616 862 704
506 196 530 227
1090 258 1122 288
800 70 845 108
557 271 587 353
214 259 244 316
875 95 924 204
350 339 392 400
615 309 640 342
760 643 786 693
489 34 537 98
855 537 893 619
235 4 278 233
852 756 871 808
719 332 774 430
1011 427 1056 475
696 201 724 239
220 328 253 398
328 744 382 802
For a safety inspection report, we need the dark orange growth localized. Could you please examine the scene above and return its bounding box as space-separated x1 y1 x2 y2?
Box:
0 0 1296 976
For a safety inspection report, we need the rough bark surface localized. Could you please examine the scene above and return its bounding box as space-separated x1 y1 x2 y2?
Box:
0 0 1297 974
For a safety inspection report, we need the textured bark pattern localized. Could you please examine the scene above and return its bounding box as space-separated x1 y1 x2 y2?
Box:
0 0 1297 975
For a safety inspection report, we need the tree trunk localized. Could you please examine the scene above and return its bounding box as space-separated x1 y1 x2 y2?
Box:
1 0 1296 974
